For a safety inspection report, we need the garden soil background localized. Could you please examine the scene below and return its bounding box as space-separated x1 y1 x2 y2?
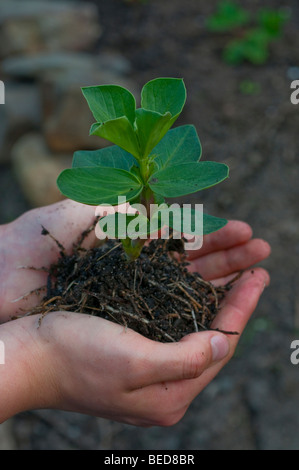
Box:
0 0 299 450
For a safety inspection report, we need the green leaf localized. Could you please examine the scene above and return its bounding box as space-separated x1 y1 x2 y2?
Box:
149 205 227 236
141 78 186 123
99 213 155 239
148 204 202 235
90 116 140 158
257 8 289 38
82 85 136 125
148 162 229 198
224 29 270 65
150 124 202 170
202 213 228 235
57 167 143 206
206 1 250 32
72 146 138 171
134 108 173 158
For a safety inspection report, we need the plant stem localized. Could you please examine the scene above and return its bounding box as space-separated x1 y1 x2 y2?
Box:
121 156 155 261
121 237 146 261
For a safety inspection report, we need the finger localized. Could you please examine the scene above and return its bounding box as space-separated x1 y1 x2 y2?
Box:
212 267 270 338
146 267 271 417
127 330 230 390
182 267 271 395
187 220 253 260
188 238 271 280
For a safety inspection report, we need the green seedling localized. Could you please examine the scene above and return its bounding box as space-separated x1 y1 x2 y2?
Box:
206 1 250 32
224 28 271 65
239 79 261 95
257 8 290 39
207 2 290 65
57 78 229 260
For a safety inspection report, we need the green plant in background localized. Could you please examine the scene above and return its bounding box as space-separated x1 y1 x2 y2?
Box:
206 1 250 32
207 1 290 65
257 8 290 39
239 79 261 95
224 28 271 65
57 78 229 261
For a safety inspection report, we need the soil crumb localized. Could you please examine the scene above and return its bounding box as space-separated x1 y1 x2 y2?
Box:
30 232 237 342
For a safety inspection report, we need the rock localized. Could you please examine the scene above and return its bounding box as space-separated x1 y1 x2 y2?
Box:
42 83 105 153
11 133 72 207
1 49 138 154
40 68 139 153
0 0 101 58
2 51 132 81
0 82 42 163
5 82 41 126
96 51 132 76
2 52 99 80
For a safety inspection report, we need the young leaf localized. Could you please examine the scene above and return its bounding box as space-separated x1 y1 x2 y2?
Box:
141 78 186 125
81 85 136 125
99 213 149 239
90 116 140 158
99 208 227 239
148 162 229 198
257 8 289 38
72 146 138 171
161 207 227 235
134 108 173 158
206 1 250 32
150 124 202 170
202 213 228 234
57 167 143 206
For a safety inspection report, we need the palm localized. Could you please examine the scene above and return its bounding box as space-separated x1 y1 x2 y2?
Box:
0 200 269 325
0 200 270 425
0 200 96 321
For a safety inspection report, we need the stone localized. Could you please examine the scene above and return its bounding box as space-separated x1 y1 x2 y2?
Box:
96 51 132 76
0 0 101 58
40 68 139 153
1 48 138 154
11 133 72 207
4 83 41 126
42 83 105 153
0 82 42 163
2 52 99 80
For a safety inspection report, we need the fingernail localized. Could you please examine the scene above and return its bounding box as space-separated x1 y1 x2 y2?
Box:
211 335 229 361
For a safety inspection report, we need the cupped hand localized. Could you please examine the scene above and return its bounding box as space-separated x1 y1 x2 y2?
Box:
0 200 97 322
0 201 271 426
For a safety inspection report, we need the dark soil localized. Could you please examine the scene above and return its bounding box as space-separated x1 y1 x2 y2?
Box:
32 227 236 342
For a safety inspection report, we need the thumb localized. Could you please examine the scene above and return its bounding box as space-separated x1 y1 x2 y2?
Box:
138 331 230 387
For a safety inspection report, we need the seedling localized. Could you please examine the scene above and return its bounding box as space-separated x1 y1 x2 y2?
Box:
57 78 229 260
207 2 290 65
206 1 250 32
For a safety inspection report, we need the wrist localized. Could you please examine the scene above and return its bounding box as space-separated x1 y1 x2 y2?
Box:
0 315 60 422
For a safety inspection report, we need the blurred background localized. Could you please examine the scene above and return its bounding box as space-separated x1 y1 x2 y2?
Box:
0 0 298 450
